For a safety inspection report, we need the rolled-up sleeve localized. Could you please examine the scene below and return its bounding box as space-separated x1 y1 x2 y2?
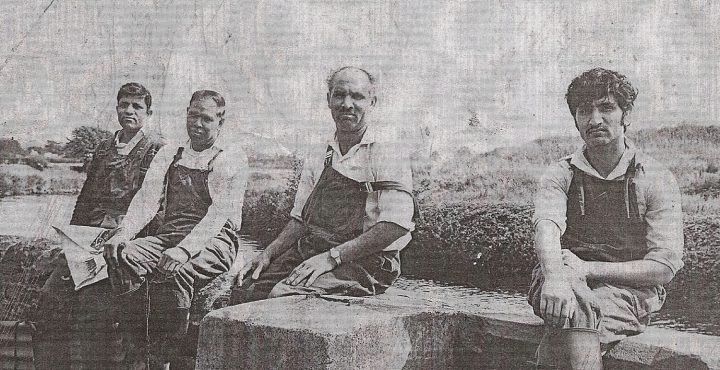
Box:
533 161 573 234
372 142 415 231
642 168 684 275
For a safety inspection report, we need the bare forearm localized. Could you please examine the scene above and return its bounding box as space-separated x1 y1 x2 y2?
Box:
534 220 565 279
265 218 306 259
586 260 674 287
336 222 407 262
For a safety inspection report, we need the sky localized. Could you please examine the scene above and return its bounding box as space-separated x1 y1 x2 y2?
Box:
0 0 718 155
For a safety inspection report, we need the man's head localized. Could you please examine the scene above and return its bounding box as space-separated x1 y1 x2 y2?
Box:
186 90 226 150
116 82 153 133
566 68 638 148
326 66 377 133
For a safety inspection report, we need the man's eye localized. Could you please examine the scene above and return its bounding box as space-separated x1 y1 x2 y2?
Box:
600 105 615 112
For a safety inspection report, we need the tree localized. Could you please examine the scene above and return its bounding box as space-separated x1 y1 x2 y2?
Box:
44 140 65 156
64 126 113 160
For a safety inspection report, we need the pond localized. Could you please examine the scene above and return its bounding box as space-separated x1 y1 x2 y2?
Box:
0 194 717 336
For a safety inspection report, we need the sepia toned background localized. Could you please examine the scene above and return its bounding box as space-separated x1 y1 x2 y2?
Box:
0 0 718 155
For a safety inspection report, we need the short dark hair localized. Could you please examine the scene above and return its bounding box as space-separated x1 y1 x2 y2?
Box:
566 68 638 117
189 90 226 121
326 66 376 92
117 83 152 111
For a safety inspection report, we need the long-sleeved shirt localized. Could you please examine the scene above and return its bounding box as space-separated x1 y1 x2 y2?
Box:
533 140 684 275
290 124 415 251
113 134 248 255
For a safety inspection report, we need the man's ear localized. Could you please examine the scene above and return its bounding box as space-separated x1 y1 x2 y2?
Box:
370 95 377 107
327 92 331 108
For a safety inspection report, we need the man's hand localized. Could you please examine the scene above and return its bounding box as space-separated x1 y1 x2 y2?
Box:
103 237 127 271
561 249 589 279
235 252 272 286
158 247 191 275
285 252 336 287
540 276 576 328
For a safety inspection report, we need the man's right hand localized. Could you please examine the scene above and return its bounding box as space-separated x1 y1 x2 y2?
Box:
540 276 576 328
235 252 272 286
103 238 126 271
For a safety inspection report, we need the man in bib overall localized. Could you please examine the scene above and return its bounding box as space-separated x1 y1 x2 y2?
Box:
71 82 164 228
93 90 248 368
231 66 416 303
528 68 684 369
34 83 164 369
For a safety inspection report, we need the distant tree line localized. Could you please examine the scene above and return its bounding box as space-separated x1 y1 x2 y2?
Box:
0 126 112 171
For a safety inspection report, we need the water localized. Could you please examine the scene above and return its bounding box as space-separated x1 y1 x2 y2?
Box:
0 195 717 336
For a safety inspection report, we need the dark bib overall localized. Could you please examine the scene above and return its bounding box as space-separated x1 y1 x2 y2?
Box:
561 157 647 262
529 156 662 342
71 136 160 228
153 147 237 247
235 145 414 303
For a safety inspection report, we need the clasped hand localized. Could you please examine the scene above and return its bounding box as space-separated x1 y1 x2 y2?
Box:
103 237 190 275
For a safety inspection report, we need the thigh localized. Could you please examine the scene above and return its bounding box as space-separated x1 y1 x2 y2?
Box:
268 252 400 298
590 282 653 343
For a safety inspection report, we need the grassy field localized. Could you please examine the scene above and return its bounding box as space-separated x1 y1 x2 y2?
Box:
0 163 85 196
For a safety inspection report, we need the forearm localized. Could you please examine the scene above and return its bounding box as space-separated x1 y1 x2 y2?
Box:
265 218 306 259
586 259 674 287
335 222 407 262
534 220 565 279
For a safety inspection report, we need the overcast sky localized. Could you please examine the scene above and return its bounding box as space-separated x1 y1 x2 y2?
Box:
0 0 718 154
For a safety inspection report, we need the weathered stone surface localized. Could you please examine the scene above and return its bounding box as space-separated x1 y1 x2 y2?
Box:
197 288 720 370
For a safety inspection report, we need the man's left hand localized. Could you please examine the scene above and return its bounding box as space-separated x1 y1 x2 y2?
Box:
561 249 589 279
158 247 191 275
285 252 337 287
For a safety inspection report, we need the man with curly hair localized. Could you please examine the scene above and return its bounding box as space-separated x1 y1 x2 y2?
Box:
528 68 684 369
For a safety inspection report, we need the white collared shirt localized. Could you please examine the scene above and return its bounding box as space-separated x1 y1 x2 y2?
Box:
115 134 249 255
290 124 415 251
114 129 146 156
533 139 684 275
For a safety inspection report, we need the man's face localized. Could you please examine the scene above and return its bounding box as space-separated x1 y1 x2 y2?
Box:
574 95 626 149
327 69 376 133
186 98 224 148
116 96 151 133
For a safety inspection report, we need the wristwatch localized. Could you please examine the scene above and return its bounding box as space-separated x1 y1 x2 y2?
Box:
329 247 342 267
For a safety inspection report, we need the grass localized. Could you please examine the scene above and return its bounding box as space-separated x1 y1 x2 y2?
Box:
0 163 85 196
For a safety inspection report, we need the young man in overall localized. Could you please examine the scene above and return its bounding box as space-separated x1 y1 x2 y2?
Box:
231 66 416 303
528 68 684 369
71 82 164 228
34 82 164 369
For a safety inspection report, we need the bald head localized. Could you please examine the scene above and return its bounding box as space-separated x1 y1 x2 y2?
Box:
326 66 376 95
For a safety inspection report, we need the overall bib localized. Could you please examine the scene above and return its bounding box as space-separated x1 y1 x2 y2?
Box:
234 145 414 303
528 157 664 343
71 136 160 228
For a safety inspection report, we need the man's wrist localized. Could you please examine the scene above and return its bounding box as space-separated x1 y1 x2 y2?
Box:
328 247 342 267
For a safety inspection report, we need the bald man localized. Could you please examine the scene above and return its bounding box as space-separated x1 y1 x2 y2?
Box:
231 66 417 303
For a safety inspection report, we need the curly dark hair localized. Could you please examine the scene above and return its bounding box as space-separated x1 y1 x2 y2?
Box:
566 68 638 117
117 82 152 111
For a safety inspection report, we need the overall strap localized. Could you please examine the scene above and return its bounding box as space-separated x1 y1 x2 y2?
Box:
160 147 185 212
206 148 224 172
324 145 333 167
566 158 586 216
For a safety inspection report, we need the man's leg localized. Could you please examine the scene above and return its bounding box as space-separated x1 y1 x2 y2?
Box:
528 265 652 368
149 231 239 363
230 245 306 304
267 251 400 298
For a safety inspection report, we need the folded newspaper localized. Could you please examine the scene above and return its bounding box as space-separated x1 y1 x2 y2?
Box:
51 225 112 290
